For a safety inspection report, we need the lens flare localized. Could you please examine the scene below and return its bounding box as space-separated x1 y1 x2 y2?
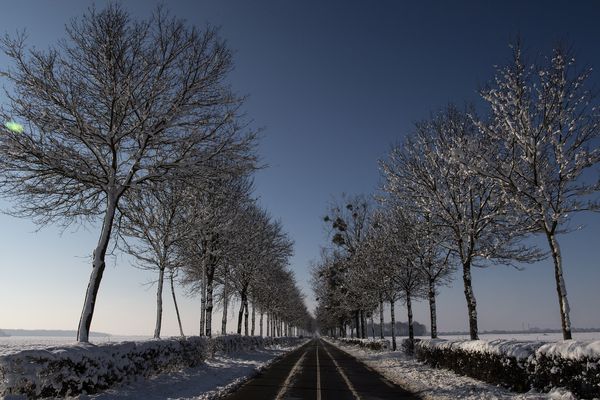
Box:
5 121 24 133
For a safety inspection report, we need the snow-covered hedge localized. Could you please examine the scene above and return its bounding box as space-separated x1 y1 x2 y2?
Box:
415 338 600 398
209 335 305 355
333 337 390 351
0 335 303 398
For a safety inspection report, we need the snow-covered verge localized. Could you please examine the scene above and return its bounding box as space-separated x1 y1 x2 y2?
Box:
416 339 600 399
335 337 391 351
326 337 580 400
0 335 305 399
70 339 307 400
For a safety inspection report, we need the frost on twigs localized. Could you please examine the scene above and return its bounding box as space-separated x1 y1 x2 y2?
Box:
478 44 600 340
0 4 259 343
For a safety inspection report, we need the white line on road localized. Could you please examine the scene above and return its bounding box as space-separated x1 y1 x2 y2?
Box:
322 342 361 400
275 349 307 400
316 341 322 400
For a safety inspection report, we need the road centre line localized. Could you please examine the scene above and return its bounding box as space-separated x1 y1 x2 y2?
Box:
316 341 322 400
322 342 361 400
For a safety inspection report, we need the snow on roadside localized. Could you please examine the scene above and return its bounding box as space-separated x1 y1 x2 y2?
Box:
418 337 600 361
326 339 578 400
67 341 305 400
537 340 600 360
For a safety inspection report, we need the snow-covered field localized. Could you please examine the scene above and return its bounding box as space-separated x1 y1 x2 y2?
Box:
432 332 600 342
0 336 151 356
3 332 598 352
329 339 578 400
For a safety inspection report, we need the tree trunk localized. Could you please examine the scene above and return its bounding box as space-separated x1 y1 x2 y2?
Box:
428 279 438 339
260 311 264 337
221 278 228 335
170 270 184 337
370 314 375 339
77 194 118 343
205 264 215 337
379 295 384 339
462 260 479 340
546 232 572 340
354 311 360 339
244 298 249 336
154 267 165 339
266 312 270 337
237 295 245 335
361 310 367 339
406 293 414 353
390 299 397 351
199 269 206 336
251 302 256 336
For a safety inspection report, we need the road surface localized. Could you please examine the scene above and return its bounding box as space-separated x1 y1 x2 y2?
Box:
224 338 420 400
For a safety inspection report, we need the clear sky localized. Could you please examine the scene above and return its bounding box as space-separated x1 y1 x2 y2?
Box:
1 0 600 337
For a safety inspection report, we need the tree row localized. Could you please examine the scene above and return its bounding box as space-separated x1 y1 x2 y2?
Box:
0 4 313 341
314 43 600 347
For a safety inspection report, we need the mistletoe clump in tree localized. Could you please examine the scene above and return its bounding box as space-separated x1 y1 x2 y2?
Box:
381 106 542 340
323 194 373 338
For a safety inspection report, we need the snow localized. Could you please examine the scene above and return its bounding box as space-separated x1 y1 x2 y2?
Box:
418 338 545 360
429 332 600 342
537 340 600 360
0 336 307 398
69 345 301 400
418 337 600 361
0 336 150 357
336 337 390 350
327 338 580 400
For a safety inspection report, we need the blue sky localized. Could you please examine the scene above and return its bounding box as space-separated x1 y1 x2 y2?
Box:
1 0 600 336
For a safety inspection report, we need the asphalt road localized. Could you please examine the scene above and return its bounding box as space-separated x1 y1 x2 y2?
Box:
224 338 420 400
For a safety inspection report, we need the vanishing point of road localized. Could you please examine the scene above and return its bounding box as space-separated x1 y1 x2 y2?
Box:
224 338 420 400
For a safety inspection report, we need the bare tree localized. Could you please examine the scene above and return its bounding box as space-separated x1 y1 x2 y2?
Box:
0 5 257 342
220 264 232 335
180 177 252 337
118 180 188 338
229 204 293 335
360 212 402 349
396 204 453 339
312 250 354 338
323 194 372 338
168 267 185 337
358 207 427 350
478 45 600 339
382 208 427 350
382 106 541 340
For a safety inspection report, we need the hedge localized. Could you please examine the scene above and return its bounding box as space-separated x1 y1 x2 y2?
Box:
0 335 304 398
415 338 600 398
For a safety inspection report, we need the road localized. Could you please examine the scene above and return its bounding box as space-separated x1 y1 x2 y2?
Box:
224 338 420 400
